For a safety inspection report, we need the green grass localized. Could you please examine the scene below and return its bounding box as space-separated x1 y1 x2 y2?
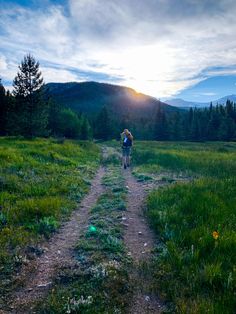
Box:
0 137 100 299
132 141 236 178
130 141 236 313
2 138 236 312
38 164 131 314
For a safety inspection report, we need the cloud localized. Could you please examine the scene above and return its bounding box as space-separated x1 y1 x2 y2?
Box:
1 0 236 97
40 66 80 83
200 92 217 96
0 55 8 71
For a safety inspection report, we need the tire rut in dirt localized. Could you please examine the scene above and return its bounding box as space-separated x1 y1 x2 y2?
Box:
123 169 163 314
4 167 105 314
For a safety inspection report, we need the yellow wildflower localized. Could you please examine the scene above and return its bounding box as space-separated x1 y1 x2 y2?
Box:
212 231 219 240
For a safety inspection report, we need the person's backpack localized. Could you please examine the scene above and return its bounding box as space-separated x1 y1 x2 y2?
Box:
123 136 132 147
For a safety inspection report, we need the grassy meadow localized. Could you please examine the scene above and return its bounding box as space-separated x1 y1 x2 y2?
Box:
0 137 100 298
132 141 236 313
1 137 235 313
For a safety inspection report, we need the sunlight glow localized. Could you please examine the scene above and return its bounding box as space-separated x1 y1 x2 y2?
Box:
88 44 181 97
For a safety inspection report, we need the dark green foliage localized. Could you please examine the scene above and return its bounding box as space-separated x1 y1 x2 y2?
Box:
80 115 92 140
0 79 7 135
133 100 236 141
169 111 184 140
53 108 81 138
154 105 169 140
2 67 236 141
12 55 43 97
10 55 48 137
45 81 179 140
94 106 112 140
47 99 92 139
0 79 11 136
173 102 236 142
45 82 236 141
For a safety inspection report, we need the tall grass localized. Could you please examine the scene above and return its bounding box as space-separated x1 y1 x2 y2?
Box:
0 137 100 298
132 141 236 313
132 141 236 178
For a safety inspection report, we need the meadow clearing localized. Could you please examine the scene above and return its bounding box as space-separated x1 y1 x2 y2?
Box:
0 138 235 313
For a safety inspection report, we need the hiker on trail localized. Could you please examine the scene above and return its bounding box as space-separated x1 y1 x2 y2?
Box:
121 129 133 169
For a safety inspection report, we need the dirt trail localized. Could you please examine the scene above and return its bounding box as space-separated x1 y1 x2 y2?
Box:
123 169 164 314
3 167 105 314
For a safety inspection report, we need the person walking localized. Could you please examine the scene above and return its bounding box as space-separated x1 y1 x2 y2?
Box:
121 129 133 169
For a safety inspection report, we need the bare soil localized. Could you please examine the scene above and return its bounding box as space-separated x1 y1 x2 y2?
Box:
1 167 105 314
123 169 165 314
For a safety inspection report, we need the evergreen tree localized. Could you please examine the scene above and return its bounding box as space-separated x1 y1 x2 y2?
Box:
48 99 63 136
154 106 169 140
207 106 221 140
0 78 7 135
190 108 200 141
169 111 183 140
233 103 236 123
226 100 235 120
218 117 235 141
184 107 194 140
95 106 111 140
12 54 48 137
56 108 81 138
80 115 92 140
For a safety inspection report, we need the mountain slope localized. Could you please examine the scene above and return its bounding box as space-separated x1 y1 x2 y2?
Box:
45 81 179 118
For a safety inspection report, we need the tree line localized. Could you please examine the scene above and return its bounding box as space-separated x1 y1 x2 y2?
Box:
0 54 92 139
1 54 236 141
154 101 236 141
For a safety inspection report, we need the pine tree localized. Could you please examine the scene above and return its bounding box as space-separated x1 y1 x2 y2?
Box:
207 106 221 140
57 108 81 138
226 100 234 120
0 79 12 135
218 117 235 141
48 99 63 136
0 78 6 135
190 108 200 141
169 111 183 140
12 54 48 137
95 106 111 140
154 105 169 140
80 115 92 140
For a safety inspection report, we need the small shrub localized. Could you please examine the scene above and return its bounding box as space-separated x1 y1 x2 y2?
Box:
0 212 7 229
26 216 60 238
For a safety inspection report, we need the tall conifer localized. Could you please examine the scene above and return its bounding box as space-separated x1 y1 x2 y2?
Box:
12 54 48 137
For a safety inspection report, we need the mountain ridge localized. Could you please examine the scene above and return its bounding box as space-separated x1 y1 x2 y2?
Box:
45 81 182 139
45 81 180 116
164 94 236 108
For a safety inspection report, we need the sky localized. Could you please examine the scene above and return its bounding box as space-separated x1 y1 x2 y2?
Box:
1 0 236 102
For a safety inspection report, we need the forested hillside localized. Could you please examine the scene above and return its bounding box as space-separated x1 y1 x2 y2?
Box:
1 55 236 141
